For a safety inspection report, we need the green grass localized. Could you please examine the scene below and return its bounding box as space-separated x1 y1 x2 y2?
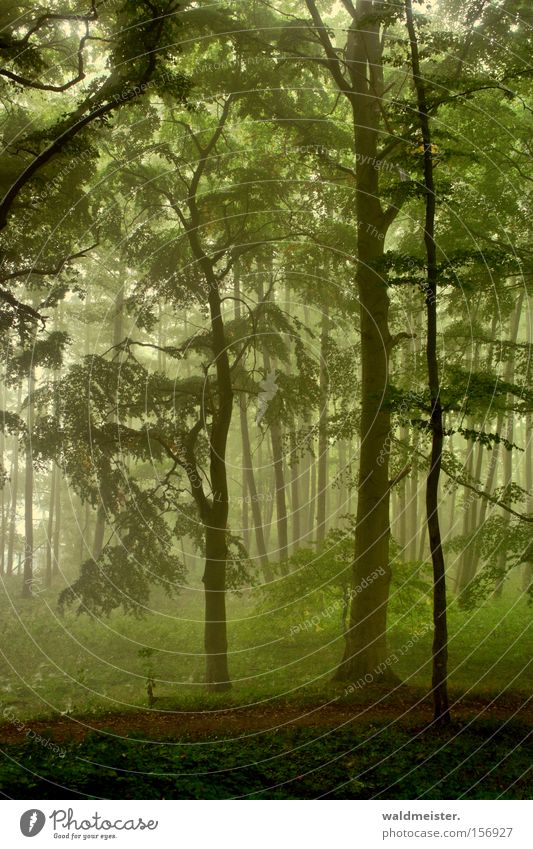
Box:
0 579 531 720
0 721 530 799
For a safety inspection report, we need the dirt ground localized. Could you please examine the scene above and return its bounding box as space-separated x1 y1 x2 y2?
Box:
0 688 530 744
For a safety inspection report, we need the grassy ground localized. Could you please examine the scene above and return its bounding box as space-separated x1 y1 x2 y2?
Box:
0 719 530 799
0 581 531 720
0 578 531 799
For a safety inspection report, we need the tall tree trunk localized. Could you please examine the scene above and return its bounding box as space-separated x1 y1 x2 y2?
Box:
45 463 56 588
306 444 317 542
201 269 234 691
522 410 532 591
260 270 289 569
316 303 330 542
234 269 272 580
407 441 419 560
406 0 450 723
0 420 4 576
270 420 289 567
455 415 477 592
53 465 61 578
397 425 409 555
6 388 22 576
93 278 125 559
289 426 302 550
334 2 394 680
203 525 231 689
337 438 348 523
494 296 523 596
22 364 36 598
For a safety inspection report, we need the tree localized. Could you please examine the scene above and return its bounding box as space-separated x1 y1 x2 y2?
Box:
405 0 450 724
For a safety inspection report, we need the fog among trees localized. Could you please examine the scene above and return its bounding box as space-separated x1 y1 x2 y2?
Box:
0 0 531 801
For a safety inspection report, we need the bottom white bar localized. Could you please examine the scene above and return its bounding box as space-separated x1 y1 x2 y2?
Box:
3 800 532 848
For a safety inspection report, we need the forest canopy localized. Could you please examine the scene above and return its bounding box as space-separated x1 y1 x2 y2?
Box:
0 0 531 796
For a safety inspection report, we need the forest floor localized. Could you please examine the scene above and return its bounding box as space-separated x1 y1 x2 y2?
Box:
0 686 531 744
0 687 531 799
0 591 531 798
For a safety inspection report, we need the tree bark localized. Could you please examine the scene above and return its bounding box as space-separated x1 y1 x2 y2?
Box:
93 277 125 559
0 419 4 576
289 426 302 550
316 303 330 542
6 386 22 576
494 296 523 596
203 526 231 689
523 409 532 591
45 463 56 588
234 270 272 580
22 364 36 598
53 464 61 578
405 0 450 724
332 1 395 681
201 271 234 691
260 269 289 569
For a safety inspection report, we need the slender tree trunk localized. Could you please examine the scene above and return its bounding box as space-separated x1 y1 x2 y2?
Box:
406 0 450 723
6 389 21 576
22 365 36 598
523 410 532 591
93 278 125 559
397 425 409 555
306 445 317 542
0 425 4 576
263 470 275 551
53 465 61 578
270 420 289 567
455 416 477 592
260 270 289 569
45 464 56 588
337 439 348 523
494 296 523 596
407 446 419 560
79 500 90 566
316 303 330 542
289 426 301 550
234 269 272 580
201 269 234 691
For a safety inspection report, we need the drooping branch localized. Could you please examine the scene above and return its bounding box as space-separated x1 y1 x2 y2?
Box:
0 23 89 92
0 8 173 232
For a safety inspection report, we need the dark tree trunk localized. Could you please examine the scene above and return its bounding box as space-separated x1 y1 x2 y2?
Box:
289 426 302 551
331 1 394 681
234 270 272 580
523 409 532 591
93 279 125 560
406 0 450 724
316 303 330 542
0 424 4 576
53 465 61 578
45 464 56 588
494 296 523 597
306 444 316 543
270 420 289 568
203 526 231 689
200 270 234 690
260 269 289 569
6 398 21 577
22 365 35 598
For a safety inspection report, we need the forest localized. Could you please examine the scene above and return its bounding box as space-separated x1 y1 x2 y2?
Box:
0 0 531 801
